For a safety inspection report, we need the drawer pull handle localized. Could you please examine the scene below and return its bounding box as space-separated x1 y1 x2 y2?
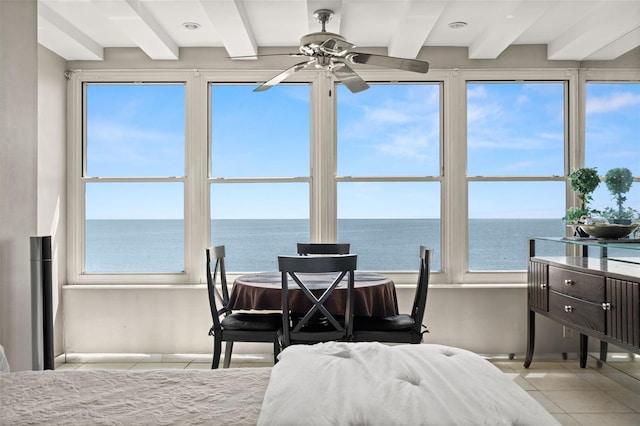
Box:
540 283 547 289
564 305 573 313
564 279 574 286
602 302 611 311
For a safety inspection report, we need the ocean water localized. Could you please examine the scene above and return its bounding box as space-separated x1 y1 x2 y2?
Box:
85 219 571 274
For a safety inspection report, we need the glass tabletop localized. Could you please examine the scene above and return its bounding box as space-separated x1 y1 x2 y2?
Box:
534 236 640 251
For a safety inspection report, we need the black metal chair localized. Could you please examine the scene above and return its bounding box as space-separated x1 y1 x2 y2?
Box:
206 246 281 368
296 242 351 255
352 246 432 344
277 254 357 348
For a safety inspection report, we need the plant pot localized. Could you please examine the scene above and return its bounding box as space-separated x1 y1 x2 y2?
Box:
580 224 638 240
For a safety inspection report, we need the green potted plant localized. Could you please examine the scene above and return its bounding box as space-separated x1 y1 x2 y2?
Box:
601 167 638 225
563 167 601 223
563 167 600 237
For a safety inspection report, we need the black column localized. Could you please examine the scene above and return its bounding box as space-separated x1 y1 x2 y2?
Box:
30 236 54 370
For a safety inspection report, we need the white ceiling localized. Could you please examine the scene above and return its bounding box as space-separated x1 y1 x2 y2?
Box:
38 0 640 62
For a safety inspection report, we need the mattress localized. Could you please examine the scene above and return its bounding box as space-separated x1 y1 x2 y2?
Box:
0 367 271 425
258 342 560 425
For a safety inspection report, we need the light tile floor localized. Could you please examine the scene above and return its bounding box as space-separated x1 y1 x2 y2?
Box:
493 356 640 426
56 354 640 426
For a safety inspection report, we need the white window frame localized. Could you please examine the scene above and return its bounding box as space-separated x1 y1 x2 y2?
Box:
454 69 578 285
67 70 204 284
68 67 636 286
578 68 640 167
333 78 445 282
579 69 640 222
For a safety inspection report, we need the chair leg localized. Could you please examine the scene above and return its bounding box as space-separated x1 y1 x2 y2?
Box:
212 336 222 369
273 337 280 364
223 341 234 368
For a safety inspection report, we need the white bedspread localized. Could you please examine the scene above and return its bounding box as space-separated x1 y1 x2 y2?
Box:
258 342 559 426
1 367 271 425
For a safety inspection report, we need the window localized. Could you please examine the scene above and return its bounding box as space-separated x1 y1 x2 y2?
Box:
70 69 639 284
466 82 566 270
336 83 441 271
210 84 311 271
84 83 185 273
585 82 640 223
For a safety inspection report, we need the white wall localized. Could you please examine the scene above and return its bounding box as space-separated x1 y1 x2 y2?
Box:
0 0 39 372
0 4 66 372
62 284 580 356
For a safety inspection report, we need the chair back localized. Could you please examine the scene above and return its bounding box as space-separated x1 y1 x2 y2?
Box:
278 254 357 347
296 243 351 255
206 246 231 329
410 246 432 334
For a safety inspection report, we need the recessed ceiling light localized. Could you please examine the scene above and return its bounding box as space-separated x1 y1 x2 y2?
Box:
448 21 468 29
182 22 201 30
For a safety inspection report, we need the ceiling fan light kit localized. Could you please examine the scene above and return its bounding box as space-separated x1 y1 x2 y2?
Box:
242 9 430 93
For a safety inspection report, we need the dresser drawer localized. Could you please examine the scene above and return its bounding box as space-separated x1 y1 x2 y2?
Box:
549 266 604 302
528 261 548 311
549 291 605 334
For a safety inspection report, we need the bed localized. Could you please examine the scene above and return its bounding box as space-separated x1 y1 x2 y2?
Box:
0 342 559 425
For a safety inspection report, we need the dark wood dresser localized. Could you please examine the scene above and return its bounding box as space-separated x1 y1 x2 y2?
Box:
525 237 640 368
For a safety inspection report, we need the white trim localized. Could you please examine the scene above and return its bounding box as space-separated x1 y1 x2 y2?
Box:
66 71 84 284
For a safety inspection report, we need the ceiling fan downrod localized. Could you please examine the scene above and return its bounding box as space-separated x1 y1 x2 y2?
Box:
313 9 333 32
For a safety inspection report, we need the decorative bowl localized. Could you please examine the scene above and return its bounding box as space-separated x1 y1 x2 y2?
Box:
579 224 638 240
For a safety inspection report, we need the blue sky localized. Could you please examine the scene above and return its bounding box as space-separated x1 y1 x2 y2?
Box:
85 81 639 220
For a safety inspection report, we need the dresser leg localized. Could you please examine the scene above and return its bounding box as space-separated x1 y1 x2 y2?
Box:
579 334 588 368
599 341 608 362
524 310 535 368
597 341 608 367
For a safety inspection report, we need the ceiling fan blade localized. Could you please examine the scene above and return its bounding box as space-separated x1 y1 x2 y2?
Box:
254 60 314 92
348 53 430 74
332 61 370 93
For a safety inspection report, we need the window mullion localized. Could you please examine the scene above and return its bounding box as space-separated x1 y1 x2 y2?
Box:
185 74 209 284
446 71 467 283
310 74 336 242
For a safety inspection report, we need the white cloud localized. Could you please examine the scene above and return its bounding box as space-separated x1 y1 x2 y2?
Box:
86 120 183 166
467 86 488 99
469 133 561 150
377 130 430 159
365 106 413 124
89 121 178 144
586 92 640 114
467 102 503 124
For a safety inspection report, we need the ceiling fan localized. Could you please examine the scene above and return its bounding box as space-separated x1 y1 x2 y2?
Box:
242 9 430 93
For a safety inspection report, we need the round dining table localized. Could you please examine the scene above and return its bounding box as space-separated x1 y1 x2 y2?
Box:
229 271 398 317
